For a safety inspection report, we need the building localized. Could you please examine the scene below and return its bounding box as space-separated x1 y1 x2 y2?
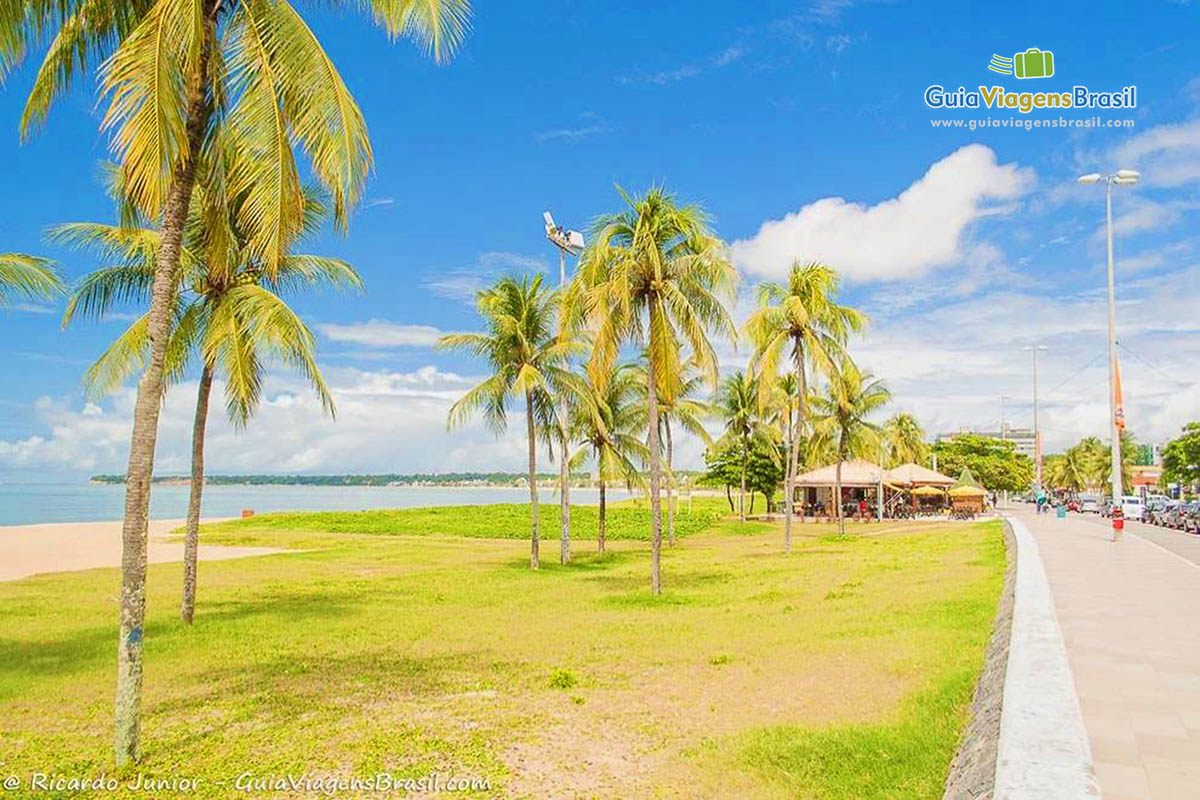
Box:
935 425 1037 460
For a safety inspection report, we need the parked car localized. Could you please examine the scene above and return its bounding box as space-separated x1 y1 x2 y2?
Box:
1147 500 1178 526
1163 502 1196 530
1080 495 1100 514
1180 502 1200 534
1120 495 1145 521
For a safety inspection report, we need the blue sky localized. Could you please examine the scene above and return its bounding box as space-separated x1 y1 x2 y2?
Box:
2 0 1199 480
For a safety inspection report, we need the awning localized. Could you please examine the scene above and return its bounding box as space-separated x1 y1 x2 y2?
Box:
911 485 946 496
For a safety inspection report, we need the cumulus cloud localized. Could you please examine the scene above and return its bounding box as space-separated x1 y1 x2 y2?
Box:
730 144 1034 282
0 366 538 475
317 320 453 348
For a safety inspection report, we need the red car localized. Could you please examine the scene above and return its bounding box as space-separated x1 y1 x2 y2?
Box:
1067 499 1080 512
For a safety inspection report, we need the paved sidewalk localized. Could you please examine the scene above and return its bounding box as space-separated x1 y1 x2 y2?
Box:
1010 507 1200 800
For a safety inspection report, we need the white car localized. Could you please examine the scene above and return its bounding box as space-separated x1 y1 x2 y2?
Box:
1080 496 1100 513
1120 495 1145 521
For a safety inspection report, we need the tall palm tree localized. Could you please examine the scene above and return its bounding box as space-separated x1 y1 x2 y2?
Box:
568 186 737 594
569 363 647 554
638 355 711 546
440 274 581 570
882 412 929 468
715 370 775 522
0 253 63 305
57 186 358 626
745 262 864 552
4 0 470 764
810 358 891 536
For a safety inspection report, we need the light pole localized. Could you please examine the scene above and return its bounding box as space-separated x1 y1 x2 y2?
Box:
1000 395 1011 507
1077 169 1139 504
543 211 584 565
1023 346 1047 488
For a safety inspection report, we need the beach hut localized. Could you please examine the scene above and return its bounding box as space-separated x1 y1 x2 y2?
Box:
883 463 956 515
792 459 886 521
948 467 987 514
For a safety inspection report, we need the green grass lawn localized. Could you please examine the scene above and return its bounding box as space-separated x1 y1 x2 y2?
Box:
0 505 1004 799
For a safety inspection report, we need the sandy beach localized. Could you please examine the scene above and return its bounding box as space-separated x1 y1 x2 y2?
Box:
0 518 287 582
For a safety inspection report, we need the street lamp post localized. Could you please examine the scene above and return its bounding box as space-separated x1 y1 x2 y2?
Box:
1077 169 1140 505
1023 346 1047 487
543 212 585 565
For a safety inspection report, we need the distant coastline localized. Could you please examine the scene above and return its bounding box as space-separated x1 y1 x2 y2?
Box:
87 472 695 489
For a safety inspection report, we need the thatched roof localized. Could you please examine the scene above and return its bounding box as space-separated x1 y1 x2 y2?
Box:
952 466 984 490
793 459 884 487
883 462 956 486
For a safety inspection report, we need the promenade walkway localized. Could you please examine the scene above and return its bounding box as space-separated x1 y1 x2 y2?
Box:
1010 506 1200 800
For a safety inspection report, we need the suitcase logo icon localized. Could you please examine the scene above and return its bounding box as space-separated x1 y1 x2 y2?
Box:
988 48 1055 79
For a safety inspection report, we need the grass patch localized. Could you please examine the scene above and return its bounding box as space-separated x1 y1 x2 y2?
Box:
191 499 724 545
1 512 1004 798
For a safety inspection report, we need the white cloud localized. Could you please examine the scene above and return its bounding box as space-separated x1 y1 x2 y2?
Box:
731 144 1034 282
1114 119 1200 187
317 320 452 348
0 366 539 475
424 251 549 302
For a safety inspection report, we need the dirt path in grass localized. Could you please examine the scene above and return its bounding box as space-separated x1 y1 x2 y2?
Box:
0 518 286 582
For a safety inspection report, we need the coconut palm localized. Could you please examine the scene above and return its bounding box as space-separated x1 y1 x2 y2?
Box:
810 358 891 536
637 355 711 546
569 363 647 554
58 185 358 626
715 370 775 523
440 275 581 570
5 0 470 763
0 253 63 305
882 412 929 468
745 262 864 552
568 186 737 594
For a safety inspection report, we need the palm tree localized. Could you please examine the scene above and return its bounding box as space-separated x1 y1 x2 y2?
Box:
882 412 929 467
569 364 647 554
810 358 891 536
5 0 470 764
638 355 712 546
568 186 737 594
715 370 775 523
440 275 581 570
0 253 63 305
57 186 358 626
745 262 864 552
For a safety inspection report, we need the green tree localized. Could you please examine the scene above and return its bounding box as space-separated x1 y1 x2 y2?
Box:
568 363 647 554
4 0 470 764
715 370 775 522
1098 430 1139 495
745 262 864 552
1163 422 1200 488
882 412 929 468
440 274 581 571
810 358 890 536
57 184 357 625
699 437 783 514
0 253 63 305
932 434 1034 494
1043 437 1104 493
569 186 737 594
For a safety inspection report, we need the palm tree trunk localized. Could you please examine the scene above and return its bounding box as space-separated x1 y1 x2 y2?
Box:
526 390 540 569
784 401 794 550
665 418 676 546
115 5 217 766
559 421 571 565
791 342 809 533
835 447 845 537
739 442 747 523
598 477 606 554
180 363 214 625
725 485 733 512
646 364 663 595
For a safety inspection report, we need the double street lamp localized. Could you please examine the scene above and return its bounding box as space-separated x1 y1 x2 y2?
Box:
1077 169 1139 504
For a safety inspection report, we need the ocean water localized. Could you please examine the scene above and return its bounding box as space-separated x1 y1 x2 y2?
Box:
0 483 635 526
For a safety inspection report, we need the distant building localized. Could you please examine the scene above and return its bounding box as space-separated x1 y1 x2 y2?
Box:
935 425 1037 460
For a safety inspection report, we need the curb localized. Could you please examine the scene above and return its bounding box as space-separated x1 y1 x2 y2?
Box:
993 515 1100 799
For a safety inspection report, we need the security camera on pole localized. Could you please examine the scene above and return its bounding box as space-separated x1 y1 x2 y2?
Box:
1077 169 1139 540
544 211 585 564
